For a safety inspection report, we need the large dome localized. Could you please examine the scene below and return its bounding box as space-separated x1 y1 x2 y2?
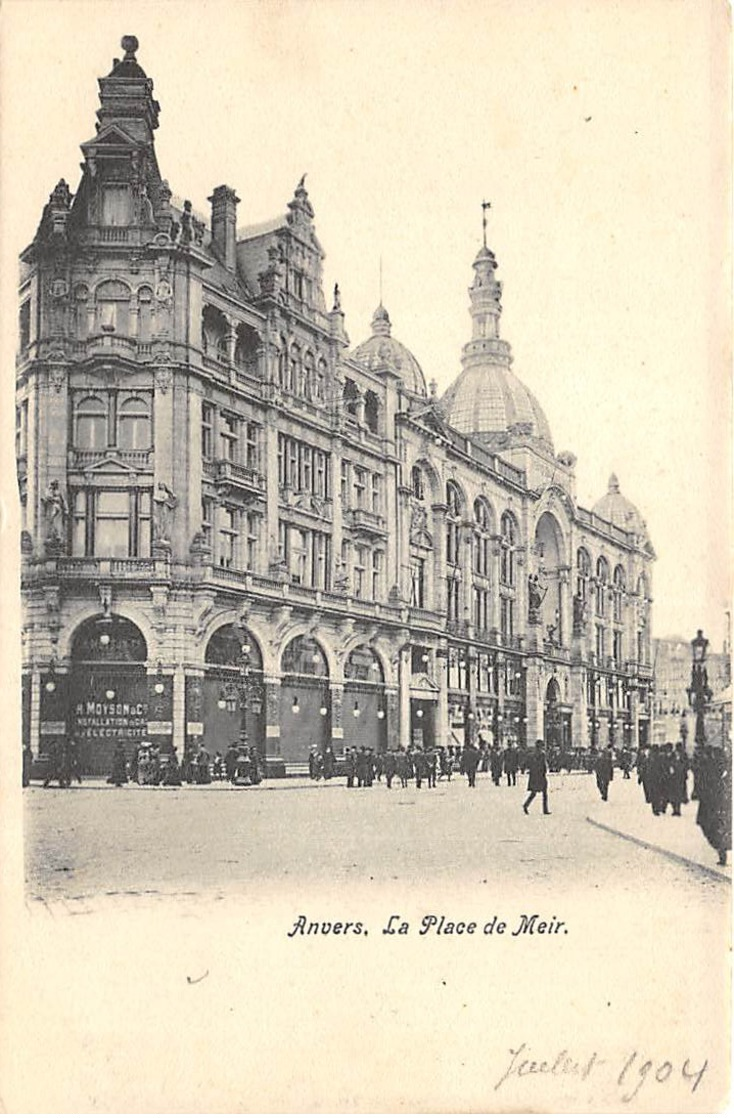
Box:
351 304 427 397
593 474 648 539
441 363 554 450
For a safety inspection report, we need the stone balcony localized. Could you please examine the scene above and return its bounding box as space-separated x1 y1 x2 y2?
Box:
68 448 153 471
208 458 265 496
344 507 387 537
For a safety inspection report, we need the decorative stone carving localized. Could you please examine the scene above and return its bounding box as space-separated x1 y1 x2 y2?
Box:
42 480 68 554
154 365 172 394
153 482 177 546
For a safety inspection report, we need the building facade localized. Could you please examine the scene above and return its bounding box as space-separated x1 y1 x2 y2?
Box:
17 38 655 775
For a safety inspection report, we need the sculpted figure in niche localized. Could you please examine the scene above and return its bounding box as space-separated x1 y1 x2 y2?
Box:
528 574 547 618
153 482 178 545
43 479 68 534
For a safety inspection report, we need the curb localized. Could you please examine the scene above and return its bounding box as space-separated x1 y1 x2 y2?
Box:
586 816 731 883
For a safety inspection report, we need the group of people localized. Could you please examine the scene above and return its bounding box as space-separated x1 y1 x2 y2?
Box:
637 741 732 866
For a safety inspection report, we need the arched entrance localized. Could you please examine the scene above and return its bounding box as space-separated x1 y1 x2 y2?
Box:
544 677 572 750
343 646 387 754
69 614 147 775
279 635 330 766
203 624 264 759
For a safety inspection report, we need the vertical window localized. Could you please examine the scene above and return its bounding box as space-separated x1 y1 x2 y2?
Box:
246 512 259 570
577 548 591 600
301 445 313 493
596 624 605 660
245 422 258 469
219 508 238 568
354 546 367 598
473 499 491 576
340 460 350 504
19 300 31 352
118 397 151 450
101 184 132 225
96 281 130 334
447 575 461 622
16 400 28 460
135 490 151 556
372 551 382 600
72 491 88 556
371 474 381 514
74 286 89 341
220 414 239 462
411 465 425 501
354 468 367 509
500 512 516 587
95 491 129 557
201 403 214 459
501 597 514 639
613 630 623 666
137 287 153 343
201 498 213 550
315 359 326 402
446 482 462 567
596 557 609 617
76 396 107 450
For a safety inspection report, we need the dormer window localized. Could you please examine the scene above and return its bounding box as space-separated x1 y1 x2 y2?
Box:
96 280 130 334
101 184 132 226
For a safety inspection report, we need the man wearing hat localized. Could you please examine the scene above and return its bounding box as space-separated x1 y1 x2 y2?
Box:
523 739 551 815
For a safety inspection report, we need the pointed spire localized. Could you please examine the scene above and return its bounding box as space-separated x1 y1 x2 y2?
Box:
96 35 160 138
287 174 314 226
481 199 491 249
371 304 391 337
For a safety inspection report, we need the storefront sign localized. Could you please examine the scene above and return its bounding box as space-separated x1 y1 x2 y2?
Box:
40 721 66 735
72 698 148 740
186 722 204 735
147 720 172 735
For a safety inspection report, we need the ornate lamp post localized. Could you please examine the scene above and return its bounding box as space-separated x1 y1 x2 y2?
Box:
238 637 251 751
688 629 712 746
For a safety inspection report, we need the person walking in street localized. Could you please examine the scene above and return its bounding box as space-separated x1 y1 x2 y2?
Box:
695 745 732 866
504 742 518 786
461 741 480 788
426 748 437 789
594 746 614 802
668 742 689 816
490 745 503 787
384 750 396 789
396 747 410 789
344 747 356 788
411 747 426 789
322 745 336 781
647 743 666 815
523 739 551 815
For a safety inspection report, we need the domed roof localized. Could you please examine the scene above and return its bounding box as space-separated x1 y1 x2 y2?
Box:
351 305 427 397
592 474 648 539
441 363 554 450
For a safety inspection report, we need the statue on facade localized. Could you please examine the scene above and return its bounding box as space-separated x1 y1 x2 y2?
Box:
528 573 547 622
572 592 587 634
42 480 68 554
153 482 178 546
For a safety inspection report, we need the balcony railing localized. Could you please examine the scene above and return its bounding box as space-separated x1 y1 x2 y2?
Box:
345 507 387 535
213 458 264 492
68 448 153 470
53 556 167 580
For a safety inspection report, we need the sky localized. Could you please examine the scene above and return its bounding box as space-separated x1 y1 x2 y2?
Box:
1 0 730 647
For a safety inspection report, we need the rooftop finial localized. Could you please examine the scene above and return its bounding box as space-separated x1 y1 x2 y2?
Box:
121 35 139 59
481 199 491 249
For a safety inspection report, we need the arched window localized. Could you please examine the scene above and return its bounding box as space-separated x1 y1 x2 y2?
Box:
411 465 425 501
281 634 329 677
315 358 327 403
205 624 263 669
118 397 151 450
576 547 591 601
596 557 609 617
364 390 379 434
76 395 107 450
278 337 289 388
234 323 259 376
344 645 384 682
613 565 625 624
446 481 462 567
500 511 517 587
96 280 130 335
202 305 229 363
290 345 301 394
343 378 360 418
302 350 315 399
473 498 491 576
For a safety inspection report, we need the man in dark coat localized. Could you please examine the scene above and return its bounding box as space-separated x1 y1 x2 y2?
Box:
344 748 356 788
322 745 336 781
356 747 369 788
594 747 614 801
523 740 551 815
426 749 437 789
225 742 239 783
668 743 689 816
108 742 128 787
695 746 732 865
22 746 33 787
411 747 426 789
490 746 504 786
462 742 480 788
396 748 410 788
384 750 397 789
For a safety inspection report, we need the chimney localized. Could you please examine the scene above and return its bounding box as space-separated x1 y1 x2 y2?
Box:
208 185 240 272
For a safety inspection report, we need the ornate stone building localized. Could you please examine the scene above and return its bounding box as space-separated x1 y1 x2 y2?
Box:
17 38 655 775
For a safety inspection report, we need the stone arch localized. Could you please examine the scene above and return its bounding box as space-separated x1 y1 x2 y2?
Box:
276 625 337 680
204 622 264 670
58 603 156 663
199 610 277 676
533 511 568 644
412 456 442 504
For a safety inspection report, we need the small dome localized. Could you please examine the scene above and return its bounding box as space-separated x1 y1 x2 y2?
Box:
351 305 427 396
592 474 648 539
441 364 554 450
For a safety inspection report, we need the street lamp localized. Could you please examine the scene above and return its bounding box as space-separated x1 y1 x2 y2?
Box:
238 639 251 750
688 629 712 747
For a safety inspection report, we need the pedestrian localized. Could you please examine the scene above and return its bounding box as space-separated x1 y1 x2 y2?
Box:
411 747 425 789
426 748 437 788
42 740 62 788
646 744 667 814
212 751 224 780
344 747 356 788
356 747 369 788
594 747 614 801
503 742 518 787
396 747 410 789
161 750 182 785
523 739 551 815
384 750 396 789
461 741 480 788
323 745 336 780
620 746 632 779
695 745 732 866
308 746 319 780
225 742 239 783
489 745 503 786
668 742 689 816
67 737 83 784
108 742 128 787
365 748 375 787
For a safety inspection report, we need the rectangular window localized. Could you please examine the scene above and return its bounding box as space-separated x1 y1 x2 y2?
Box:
246 512 259 570
613 630 623 666
301 444 313 493
72 491 87 556
315 450 328 498
101 184 132 226
202 497 213 550
354 467 367 509
135 490 151 557
596 624 605 660
372 551 382 600
220 414 239 462
19 301 31 353
500 596 514 639
371 474 381 514
201 403 213 459
245 422 259 469
219 507 238 568
340 460 350 504
95 490 130 558
354 546 367 598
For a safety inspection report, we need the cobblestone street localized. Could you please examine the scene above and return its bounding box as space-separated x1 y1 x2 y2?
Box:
25 770 729 902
